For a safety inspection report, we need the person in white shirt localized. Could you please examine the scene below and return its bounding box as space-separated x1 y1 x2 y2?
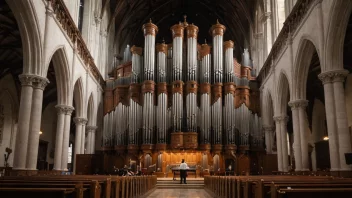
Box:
179 159 188 184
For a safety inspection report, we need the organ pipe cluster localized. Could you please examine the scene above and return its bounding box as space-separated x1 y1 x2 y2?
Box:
103 18 262 152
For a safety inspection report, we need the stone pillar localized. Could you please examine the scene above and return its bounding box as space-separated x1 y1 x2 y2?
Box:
298 101 309 171
61 107 74 171
263 125 275 154
73 117 86 173
280 116 289 172
26 76 49 170
318 70 352 170
289 100 309 171
81 123 87 153
332 70 351 170
274 117 283 171
87 126 98 154
13 75 34 170
53 105 70 170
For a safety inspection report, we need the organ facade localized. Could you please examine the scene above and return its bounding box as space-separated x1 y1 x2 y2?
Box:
102 19 264 175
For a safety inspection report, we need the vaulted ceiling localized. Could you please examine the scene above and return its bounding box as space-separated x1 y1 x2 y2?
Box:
108 0 255 59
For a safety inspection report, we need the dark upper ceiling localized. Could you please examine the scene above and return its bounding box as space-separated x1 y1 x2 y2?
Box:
109 0 255 60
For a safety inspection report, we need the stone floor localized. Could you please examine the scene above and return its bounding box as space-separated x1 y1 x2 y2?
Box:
146 188 213 198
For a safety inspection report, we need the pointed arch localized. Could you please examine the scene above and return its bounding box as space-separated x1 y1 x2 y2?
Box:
263 88 275 126
73 77 84 117
276 71 290 115
293 38 320 100
5 0 42 75
50 47 71 105
87 93 95 125
324 0 352 72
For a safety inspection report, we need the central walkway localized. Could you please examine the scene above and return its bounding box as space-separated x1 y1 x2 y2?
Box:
146 178 212 198
146 189 212 198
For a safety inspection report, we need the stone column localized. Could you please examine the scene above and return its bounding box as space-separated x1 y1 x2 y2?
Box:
280 116 289 172
13 75 34 170
289 100 307 171
61 106 74 171
26 76 49 170
332 70 352 170
87 126 98 154
298 101 309 171
81 123 87 153
53 105 70 170
73 117 87 173
263 125 275 154
318 70 347 171
273 116 283 171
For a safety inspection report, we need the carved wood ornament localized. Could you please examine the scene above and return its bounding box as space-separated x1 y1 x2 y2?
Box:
199 83 211 94
185 81 198 95
211 83 223 104
186 24 199 39
170 23 184 38
142 19 158 36
172 81 184 95
210 20 226 37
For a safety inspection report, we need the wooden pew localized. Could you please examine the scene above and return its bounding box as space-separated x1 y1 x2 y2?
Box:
205 175 352 198
0 183 85 198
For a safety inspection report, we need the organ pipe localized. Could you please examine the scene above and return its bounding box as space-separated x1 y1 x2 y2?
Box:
142 19 158 145
156 43 168 145
170 23 184 132
186 24 199 132
199 43 211 145
101 18 264 157
210 20 225 145
223 41 236 145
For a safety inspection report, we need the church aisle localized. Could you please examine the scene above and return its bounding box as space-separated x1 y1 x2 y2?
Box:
146 188 213 198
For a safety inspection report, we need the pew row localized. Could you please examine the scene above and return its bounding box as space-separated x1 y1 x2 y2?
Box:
204 175 352 198
0 175 157 198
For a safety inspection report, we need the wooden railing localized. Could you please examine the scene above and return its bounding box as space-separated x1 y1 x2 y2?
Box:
49 0 105 87
258 0 316 84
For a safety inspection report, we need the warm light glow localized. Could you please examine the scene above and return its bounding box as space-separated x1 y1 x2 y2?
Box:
323 136 329 141
39 131 43 135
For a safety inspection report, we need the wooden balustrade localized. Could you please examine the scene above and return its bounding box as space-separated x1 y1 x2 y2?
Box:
49 0 105 87
0 175 157 198
205 175 352 198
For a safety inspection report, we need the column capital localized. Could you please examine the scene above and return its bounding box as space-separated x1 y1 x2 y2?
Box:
318 70 349 84
273 115 289 123
55 105 74 115
288 99 308 110
86 125 98 131
73 117 88 125
19 74 47 87
32 77 50 90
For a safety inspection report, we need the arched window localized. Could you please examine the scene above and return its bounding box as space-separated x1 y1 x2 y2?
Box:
78 0 84 32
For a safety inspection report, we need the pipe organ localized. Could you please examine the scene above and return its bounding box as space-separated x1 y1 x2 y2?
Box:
103 19 263 175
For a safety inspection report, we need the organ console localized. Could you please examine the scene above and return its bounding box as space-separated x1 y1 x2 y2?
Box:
102 18 263 176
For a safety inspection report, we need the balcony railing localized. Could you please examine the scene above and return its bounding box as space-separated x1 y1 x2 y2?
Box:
49 0 105 87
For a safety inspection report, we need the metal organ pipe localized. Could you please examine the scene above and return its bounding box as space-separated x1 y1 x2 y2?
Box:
129 46 143 146
210 20 225 145
170 23 184 132
223 41 236 145
142 20 158 145
156 43 168 145
199 43 211 145
186 24 198 132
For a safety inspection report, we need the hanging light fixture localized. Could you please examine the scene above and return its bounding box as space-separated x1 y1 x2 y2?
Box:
323 136 329 141
39 131 43 135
